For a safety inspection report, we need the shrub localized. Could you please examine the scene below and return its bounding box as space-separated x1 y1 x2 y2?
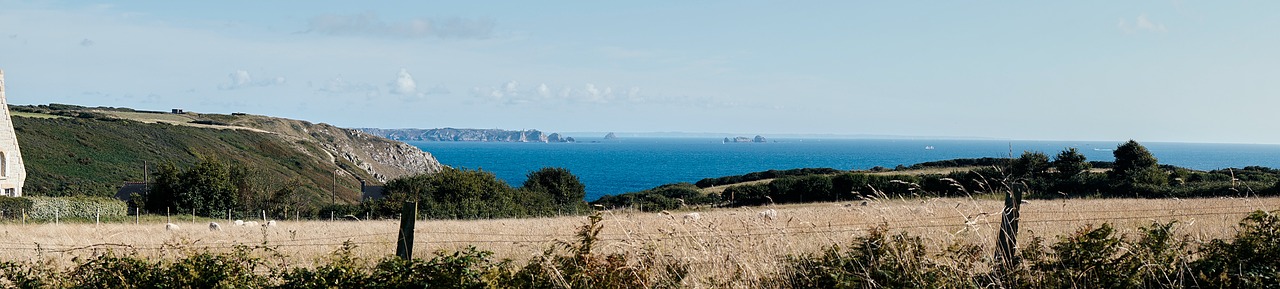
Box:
27 196 127 220
0 196 33 219
1191 210 1280 287
515 212 688 288
773 224 955 288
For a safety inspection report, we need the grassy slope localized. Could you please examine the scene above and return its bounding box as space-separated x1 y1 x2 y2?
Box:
13 116 365 202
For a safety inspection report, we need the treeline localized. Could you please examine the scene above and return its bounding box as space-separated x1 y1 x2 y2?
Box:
594 140 1280 211
693 168 842 188
324 167 589 220
132 156 588 220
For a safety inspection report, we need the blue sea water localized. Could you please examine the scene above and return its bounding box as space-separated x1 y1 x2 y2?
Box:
410 138 1280 201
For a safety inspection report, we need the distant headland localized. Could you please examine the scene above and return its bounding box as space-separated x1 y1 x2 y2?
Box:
358 128 575 143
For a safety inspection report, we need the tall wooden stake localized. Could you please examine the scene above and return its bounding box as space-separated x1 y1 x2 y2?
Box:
396 201 417 259
995 182 1023 272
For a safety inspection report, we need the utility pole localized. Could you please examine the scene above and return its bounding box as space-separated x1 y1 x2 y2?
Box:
143 160 149 197
331 170 337 205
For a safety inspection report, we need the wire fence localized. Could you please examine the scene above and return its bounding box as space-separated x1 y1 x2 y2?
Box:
0 202 1274 254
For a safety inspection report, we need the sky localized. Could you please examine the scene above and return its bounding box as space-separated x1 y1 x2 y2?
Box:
1 1 1278 144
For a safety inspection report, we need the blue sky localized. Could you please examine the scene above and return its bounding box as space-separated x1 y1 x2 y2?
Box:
1 1 1278 143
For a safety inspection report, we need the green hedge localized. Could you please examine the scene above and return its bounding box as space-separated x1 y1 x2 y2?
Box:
27 196 127 220
0 196 33 219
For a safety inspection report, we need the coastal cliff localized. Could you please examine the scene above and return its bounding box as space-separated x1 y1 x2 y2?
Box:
11 104 444 200
359 128 574 143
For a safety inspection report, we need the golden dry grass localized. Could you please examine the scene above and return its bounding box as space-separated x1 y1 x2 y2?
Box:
3 196 1278 287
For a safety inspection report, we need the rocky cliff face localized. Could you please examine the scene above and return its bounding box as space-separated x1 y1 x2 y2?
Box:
231 117 445 182
359 128 573 143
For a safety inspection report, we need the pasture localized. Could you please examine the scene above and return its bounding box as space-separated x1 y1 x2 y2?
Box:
3 196 1278 286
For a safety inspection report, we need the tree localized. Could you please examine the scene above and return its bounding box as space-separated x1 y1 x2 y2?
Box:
175 157 239 216
1110 140 1166 187
1053 147 1091 179
144 163 181 213
1012 151 1051 179
522 167 586 206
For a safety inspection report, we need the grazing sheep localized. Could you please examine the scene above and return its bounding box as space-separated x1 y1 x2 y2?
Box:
265 220 277 227
683 212 701 222
244 221 259 227
209 222 221 231
234 220 245 226
758 209 778 220
165 223 180 231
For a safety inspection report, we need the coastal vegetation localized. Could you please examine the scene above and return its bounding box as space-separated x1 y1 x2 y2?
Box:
592 140 1280 212
318 167 589 220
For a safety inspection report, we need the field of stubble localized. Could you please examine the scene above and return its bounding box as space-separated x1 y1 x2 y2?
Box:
3 196 1278 285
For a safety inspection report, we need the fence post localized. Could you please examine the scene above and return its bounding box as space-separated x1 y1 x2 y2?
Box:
396 201 418 259
995 182 1024 272
135 207 139 224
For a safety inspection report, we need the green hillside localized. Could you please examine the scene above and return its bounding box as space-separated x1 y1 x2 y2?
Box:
11 107 375 210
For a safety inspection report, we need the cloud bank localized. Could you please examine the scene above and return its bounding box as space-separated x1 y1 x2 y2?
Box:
1118 14 1166 33
219 70 286 90
305 12 495 39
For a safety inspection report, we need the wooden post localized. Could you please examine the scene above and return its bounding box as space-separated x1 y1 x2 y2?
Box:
135 207 139 224
995 182 1024 271
261 210 266 222
396 202 417 259
96 208 100 226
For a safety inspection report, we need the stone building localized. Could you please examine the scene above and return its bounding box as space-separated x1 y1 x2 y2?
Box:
0 69 27 197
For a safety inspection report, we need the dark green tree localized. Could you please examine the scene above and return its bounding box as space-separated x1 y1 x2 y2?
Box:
522 167 587 206
144 158 241 217
1110 140 1167 187
175 157 239 216
144 163 181 213
1011 151 1051 179
1053 147 1091 179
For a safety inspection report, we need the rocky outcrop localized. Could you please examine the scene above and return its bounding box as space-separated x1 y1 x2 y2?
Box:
725 135 768 143
548 133 575 143
604 132 618 140
231 117 445 182
359 128 573 143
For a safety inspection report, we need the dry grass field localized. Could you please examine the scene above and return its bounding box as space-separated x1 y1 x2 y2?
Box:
3 196 1279 286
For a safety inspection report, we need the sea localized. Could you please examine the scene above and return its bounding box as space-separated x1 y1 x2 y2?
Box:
410 138 1280 201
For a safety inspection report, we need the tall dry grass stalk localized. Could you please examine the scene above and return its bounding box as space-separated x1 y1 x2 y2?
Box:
2 196 1277 287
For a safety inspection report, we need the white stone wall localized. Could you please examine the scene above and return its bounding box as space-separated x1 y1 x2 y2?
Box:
0 69 26 197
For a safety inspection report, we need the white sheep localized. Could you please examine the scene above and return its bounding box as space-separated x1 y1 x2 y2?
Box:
244 221 259 227
265 220 277 227
165 223 180 231
234 220 245 226
208 222 221 231
758 209 778 220
682 212 701 222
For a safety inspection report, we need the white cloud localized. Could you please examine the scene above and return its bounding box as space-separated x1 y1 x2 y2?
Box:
471 81 653 106
390 68 417 95
317 77 379 97
305 12 495 40
1118 14 1166 33
219 70 286 90
536 83 550 98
